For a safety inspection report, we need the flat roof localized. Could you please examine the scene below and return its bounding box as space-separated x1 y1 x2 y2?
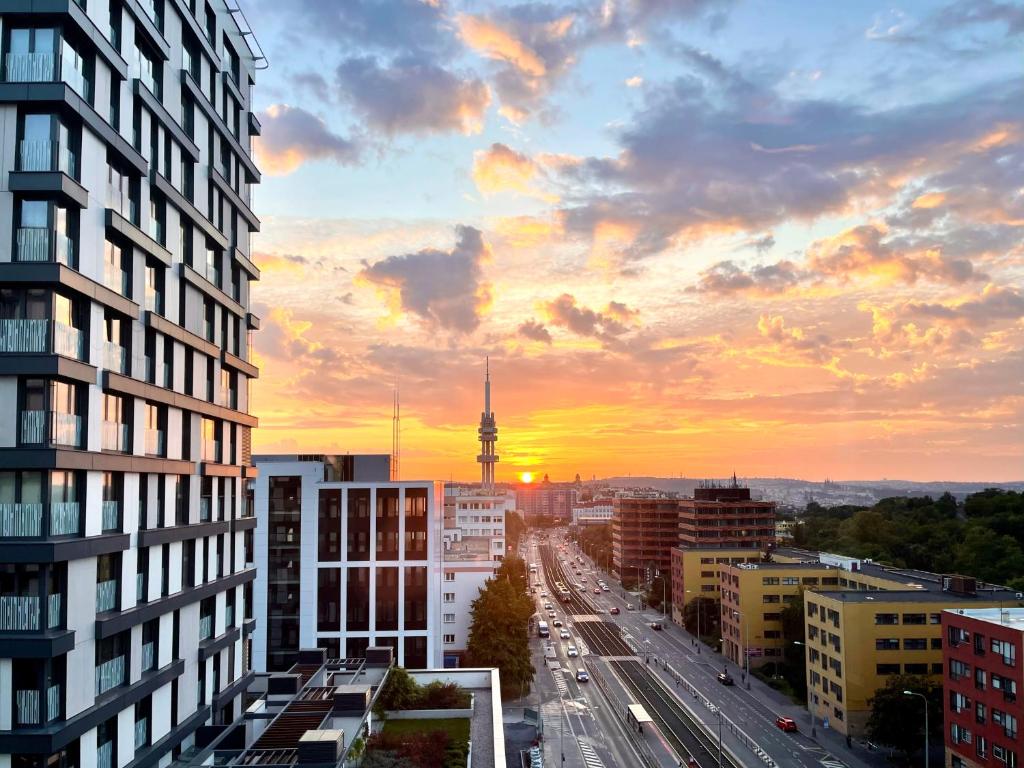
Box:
733 562 837 571
945 607 1024 629
813 589 1024 604
627 703 654 724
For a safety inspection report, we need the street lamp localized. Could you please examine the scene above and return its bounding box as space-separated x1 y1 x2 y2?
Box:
711 704 723 768
732 609 750 689
793 641 815 736
685 589 701 653
903 690 929 768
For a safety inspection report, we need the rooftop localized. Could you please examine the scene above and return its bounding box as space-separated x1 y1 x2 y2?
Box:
945 607 1024 629
813 589 1024 604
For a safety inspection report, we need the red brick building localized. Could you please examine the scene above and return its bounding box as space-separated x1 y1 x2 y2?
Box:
944 607 1023 768
677 483 776 549
611 498 679 588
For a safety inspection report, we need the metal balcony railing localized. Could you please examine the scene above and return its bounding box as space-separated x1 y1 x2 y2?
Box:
0 594 40 630
95 579 118 613
101 500 119 531
94 655 125 695
102 421 129 452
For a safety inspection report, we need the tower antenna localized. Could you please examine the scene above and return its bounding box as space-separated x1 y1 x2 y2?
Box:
477 357 499 492
391 382 401 481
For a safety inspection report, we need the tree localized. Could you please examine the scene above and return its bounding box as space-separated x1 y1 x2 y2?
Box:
682 597 719 640
866 675 942 759
645 574 671 612
506 510 526 553
466 568 535 698
778 590 807 701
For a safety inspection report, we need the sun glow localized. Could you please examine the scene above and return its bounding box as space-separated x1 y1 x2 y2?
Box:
519 471 534 483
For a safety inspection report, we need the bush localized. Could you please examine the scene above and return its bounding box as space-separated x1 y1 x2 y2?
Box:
375 668 471 714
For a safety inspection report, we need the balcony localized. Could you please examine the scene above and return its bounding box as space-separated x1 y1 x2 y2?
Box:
102 421 129 452
199 496 212 522
199 614 212 640
0 319 84 360
95 579 118 613
134 716 148 749
144 428 165 456
94 655 125 695
141 640 155 671
202 439 221 463
136 571 145 602
0 594 42 630
101 500 120 532
20 410 82 448
102 340 126 373
18 139 76 177
225 604 234 628
103 262 129 296
97 741 113 768
16 227 73 266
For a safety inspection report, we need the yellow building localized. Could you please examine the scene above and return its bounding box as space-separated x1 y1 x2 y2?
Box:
670 546 764 627
719 562 838 668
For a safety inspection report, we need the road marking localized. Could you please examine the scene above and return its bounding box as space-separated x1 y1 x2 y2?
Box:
820 760 847 768
578 740 606 768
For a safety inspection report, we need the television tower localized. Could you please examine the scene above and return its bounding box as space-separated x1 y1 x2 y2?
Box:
477 357 498 491
391 383 400 481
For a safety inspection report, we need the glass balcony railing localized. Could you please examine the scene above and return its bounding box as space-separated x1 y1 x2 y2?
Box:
101 500 119 531
95 579 118 613
15 228 73 265
144 290 158 313
97 741 113 768
94 655 125 695
199 496 212 522
144 428 165 456
47 592 61 629
20 411 82 448
0 502 44 537
199 614 212 639
0 594 40 630
136 571 145 602
59 56 86 99
102 340 126 373
18 140 76 176
46 684 60 722
135 717 148 749
103 262 128 296
102 421 129 452
5 51 54 82
16 688 40 725
49 502 79 535
202 439 221 463
225 604 234 628
0 319 84 360
141 640 155 671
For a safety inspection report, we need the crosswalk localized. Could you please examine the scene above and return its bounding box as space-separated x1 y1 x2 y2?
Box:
577 740 605 768
820 759 847 768
552 668 569 697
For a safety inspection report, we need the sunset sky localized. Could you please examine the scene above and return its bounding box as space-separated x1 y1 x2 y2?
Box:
242 0 1024 483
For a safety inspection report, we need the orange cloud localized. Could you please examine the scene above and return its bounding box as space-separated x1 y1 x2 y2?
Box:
911 192 946 209
471 143 558 201
457 14 547 77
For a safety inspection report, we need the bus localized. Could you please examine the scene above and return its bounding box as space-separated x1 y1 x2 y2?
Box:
538 620 550 638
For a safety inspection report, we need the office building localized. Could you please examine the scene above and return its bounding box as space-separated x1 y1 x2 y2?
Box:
669 546 763 627
611 498 679 588
251 455 442 673
944 607 1022 768
441 486 511 667
677 480 776 550
571 500 613 527
0 3 263 767
178 646 506 768
515 479 576 525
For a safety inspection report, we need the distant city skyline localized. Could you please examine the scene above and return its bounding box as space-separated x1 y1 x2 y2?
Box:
245 0 1023 483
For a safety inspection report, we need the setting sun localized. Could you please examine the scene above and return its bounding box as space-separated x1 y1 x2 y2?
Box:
519 472 534 484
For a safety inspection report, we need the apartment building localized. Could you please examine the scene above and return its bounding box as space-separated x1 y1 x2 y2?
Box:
612 497 679 588
515 481 575 524
572 500 614 527
669 546 763 627
440 487 511 667
944 607 1023 768
806 577 1021 738
0 3 263 767
719 561 838 668
251 455 442 673
677 483 776 550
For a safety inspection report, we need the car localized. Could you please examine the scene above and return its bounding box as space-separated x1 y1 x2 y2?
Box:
547 610 556 618
626 603 634 611
576 669 589 682
567 645 579 657
540 591 548 598
594 588 602 594
776 717 798 733
717 672 735 686
601 585 610 592
553 619 563 627
610 607 621 615
650 622 663 631
559 629 571 639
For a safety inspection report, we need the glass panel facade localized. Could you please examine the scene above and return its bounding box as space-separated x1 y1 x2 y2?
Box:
267 476 300 671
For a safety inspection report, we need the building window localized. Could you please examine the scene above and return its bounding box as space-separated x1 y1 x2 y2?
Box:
443 592 455 603
443 614 456 623
443 634 455 644
903 638 927 650
317 568 340 632
444 572 455 582
993 639 1017 667
874 613 899 625
902 613 926 625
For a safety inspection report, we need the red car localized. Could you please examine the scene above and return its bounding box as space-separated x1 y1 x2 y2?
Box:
775 717 798 733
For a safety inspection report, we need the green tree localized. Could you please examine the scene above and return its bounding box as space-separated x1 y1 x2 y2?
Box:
682 597 719 640
505 510 526 553
466 570 535 699
778 590 807 701
954 524 1024 584
866 675 942 759
645 574 672 612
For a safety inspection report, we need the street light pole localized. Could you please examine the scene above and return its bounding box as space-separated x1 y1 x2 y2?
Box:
686 589 702 653
733 609 750 689
903 690 929 768
714 705 723 768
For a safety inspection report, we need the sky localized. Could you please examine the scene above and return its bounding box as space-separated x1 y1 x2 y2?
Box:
241 0 1024 483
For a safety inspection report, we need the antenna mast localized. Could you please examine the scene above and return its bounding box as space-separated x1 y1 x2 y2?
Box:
391 383 400 481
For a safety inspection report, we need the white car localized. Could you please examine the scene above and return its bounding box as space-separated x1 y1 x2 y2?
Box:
601 585 610 592
567 645 579 657
559 629 571 639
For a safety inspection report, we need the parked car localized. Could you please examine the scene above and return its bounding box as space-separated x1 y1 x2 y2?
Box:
610 607 621 615
560 629 571 639
567 645 579 657
717 672 734 686
776 717 798 733
576 669 589 682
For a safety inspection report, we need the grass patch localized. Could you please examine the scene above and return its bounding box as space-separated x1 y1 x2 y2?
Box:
382 717 471 744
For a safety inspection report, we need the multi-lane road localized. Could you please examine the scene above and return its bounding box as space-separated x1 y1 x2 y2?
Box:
527 531 855 768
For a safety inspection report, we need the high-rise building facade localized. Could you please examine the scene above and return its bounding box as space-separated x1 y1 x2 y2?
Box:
516 481 576 525
611 498 679 588
251 455 442 672
0 3 264 768
677 483 776 549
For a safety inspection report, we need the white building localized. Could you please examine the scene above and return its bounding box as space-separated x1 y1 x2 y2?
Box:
440 486 511 667
0 3 263 767
251 455 443 672
572 501 614 526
